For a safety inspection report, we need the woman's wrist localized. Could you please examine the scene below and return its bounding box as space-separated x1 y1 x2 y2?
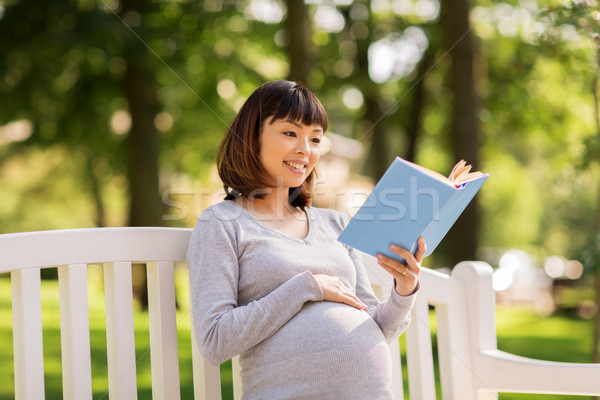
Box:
395 278 420 296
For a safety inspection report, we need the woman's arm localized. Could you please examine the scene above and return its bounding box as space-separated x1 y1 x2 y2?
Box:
350 245 421 342
187 211 324 365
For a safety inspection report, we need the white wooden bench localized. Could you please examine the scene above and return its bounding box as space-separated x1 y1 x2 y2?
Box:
0 227 598 399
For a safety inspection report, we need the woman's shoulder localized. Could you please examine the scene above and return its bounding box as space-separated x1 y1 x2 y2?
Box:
195 200 248 227
190 201 248 246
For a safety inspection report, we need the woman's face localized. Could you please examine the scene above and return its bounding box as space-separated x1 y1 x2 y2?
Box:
258 118 323 189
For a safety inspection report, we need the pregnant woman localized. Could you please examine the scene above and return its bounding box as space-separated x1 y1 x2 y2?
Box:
187 80 425 399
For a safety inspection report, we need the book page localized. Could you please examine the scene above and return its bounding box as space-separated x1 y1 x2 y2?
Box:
405 160 456 187
405 159 484 188
449 159 486 187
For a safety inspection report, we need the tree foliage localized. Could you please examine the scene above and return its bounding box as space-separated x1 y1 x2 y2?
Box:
0 0 599 273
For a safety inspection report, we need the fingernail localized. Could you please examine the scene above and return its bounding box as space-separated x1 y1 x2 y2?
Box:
377 254 384 259
390 244 398 250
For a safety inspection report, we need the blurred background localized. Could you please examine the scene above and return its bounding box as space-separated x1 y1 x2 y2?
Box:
1 0 600 398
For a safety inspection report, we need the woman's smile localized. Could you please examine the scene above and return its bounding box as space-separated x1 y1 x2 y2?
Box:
284 160 308 174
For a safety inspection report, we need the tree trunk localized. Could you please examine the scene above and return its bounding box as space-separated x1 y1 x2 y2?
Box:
440 0 482 264
352 3 389 180
121 0 162 310
124 60 161 228
285 0 314 85
86 156 106 227
362 96 389 180
123 61 161 225
404 48 435 163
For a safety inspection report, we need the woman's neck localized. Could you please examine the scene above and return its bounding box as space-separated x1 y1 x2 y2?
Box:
237 187 299 220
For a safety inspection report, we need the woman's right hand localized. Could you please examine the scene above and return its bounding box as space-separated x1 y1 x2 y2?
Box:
312 274 368 310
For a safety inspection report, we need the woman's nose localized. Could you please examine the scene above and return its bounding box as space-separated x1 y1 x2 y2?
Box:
295 138 310 155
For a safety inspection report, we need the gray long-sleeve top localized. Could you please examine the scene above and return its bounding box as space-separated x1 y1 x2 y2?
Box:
187 200 417 399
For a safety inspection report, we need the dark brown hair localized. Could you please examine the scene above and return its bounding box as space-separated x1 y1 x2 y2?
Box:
217 80 328 209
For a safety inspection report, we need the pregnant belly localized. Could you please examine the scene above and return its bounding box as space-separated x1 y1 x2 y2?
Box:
254 301 386 360
240 302 393 399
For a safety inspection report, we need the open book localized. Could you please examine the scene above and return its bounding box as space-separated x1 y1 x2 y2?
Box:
337 157 488 262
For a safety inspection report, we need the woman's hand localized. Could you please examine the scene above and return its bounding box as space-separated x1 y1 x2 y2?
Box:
313 274 368 310
376 237 425 296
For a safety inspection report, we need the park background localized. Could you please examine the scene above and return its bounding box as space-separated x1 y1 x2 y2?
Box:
0 0 599 398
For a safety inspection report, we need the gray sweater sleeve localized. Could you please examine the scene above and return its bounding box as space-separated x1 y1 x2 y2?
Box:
187 211 324 366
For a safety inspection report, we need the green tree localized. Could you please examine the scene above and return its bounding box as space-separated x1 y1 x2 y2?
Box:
0 1 126 228
539 0 600 364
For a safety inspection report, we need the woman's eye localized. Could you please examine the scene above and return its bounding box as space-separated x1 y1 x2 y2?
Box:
311 138 321 144
283 131 296 137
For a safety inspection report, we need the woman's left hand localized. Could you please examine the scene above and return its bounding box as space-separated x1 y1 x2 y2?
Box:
376 237 425 296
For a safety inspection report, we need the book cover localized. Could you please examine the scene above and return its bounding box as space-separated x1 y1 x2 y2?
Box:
337 157 489 262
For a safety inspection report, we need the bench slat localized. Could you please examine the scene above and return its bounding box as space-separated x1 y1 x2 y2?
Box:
189 292 222 400
232 356 243 400
147 261 181 400
190 327 222 400
405 295 436 398
436 301 476 399
11 268 45 400
58 264 93 400
388 339 405 399
104 262 138 400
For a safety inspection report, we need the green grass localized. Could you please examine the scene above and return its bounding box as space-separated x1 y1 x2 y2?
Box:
0 270 596 399
494 306 594 400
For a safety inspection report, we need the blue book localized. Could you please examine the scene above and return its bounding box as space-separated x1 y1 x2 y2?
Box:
338 157 489 262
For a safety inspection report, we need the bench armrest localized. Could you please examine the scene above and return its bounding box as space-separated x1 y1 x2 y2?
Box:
479 348 600 395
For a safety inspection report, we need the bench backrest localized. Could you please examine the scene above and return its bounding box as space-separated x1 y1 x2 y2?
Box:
1 227 599 399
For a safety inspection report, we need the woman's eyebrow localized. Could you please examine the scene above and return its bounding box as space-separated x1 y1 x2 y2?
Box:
283 120 303 128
